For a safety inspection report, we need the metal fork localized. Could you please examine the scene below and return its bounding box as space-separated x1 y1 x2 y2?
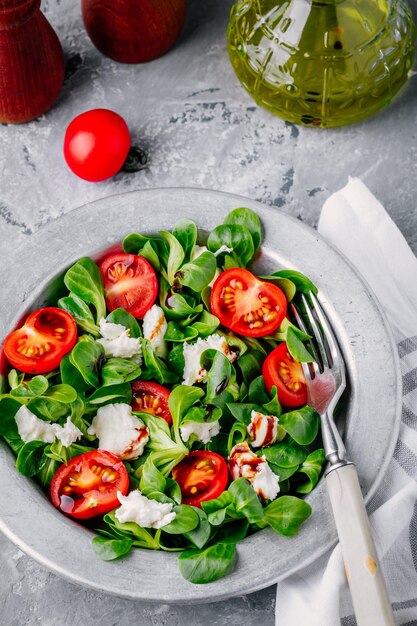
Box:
291 292 395 626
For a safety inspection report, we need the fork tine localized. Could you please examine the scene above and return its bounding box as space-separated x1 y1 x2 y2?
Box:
301 293 330 369
290 302 319 377
309 292 345 376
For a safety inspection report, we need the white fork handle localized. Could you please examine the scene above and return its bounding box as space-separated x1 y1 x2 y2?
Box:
326 463 395 626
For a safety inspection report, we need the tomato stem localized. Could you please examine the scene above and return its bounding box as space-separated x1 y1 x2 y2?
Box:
122 146 148 173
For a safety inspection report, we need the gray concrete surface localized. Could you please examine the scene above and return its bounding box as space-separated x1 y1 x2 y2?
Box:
1 0 417 624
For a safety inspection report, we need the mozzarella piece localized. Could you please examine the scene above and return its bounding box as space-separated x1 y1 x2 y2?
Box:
229 441 280 501
182 333 236 386
87 403 149 461
251 461 280 501
15 405 57 444
15 405 82 447
54 416 83 447
180 419 220 444
142 304 168 358
247 410 279 448
97 318 142 361
116 490 176 529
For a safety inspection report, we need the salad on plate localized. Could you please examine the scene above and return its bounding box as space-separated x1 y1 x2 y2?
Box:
0 207 325 584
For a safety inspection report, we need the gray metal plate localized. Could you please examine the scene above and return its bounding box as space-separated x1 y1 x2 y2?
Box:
0 188 401 603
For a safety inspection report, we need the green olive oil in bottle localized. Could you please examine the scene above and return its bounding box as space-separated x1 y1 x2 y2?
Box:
227 0 416 127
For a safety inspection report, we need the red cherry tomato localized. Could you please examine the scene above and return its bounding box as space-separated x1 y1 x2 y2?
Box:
172 450 229 508
99 253 158 319
3 307 77 375
210 268 287 338
63 109 130 182
50 450 129 520
262 342 307 408
131 381 172 426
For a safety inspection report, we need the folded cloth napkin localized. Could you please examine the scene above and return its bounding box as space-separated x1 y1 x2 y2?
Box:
275 177 417 626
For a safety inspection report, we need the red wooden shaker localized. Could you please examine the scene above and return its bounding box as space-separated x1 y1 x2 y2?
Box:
82 0 186 64
0 0 64 124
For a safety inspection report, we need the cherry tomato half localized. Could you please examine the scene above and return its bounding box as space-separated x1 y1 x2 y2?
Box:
131 381 172 426
3 307 77 375
262 342 307 408
50 450 129 520
172 450 229 508
210 269 287 338
63 109 131 182
99 253 158 319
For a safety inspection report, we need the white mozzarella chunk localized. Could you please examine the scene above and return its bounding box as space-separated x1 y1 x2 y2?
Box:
54 416 83 447
247 410 279 448
142 304 168 358
251 460 280 501
15 405 57 444
182 333 236 386
97 318 142 361
116 490 176 529
180 419 220 444
87 403 149 461
228 441 280 501
15 405 82 447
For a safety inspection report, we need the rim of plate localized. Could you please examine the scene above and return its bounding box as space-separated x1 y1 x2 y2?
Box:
0 187 402 603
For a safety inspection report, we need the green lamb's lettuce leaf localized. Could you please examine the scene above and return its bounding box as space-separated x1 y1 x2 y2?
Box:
168 384 204 441
295 448 326 494
286 327 315 363
176 251 217 293
101 358 141 386
172 218 198 262
164 322 199 343
63 257 106 324
86 383 132 408
223 207 262 250
178 543 236 584
162 505 200 535
58 293 99 336
261 439 308 468
159 230 185 284
205 351 233 403
271 270 318 296
10 375 49 400
141 339 178 385
183 507 211 549
279 405 320 445
92 536 134 561
16 441 47 477
69 339 105 388
207 224 255 267
228 478 265 524
139 458 167 496
264 495 312 536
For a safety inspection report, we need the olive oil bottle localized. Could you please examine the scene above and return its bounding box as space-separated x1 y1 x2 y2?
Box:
227 0 415 127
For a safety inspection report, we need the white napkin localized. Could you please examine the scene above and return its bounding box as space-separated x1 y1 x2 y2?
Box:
275 177 417 626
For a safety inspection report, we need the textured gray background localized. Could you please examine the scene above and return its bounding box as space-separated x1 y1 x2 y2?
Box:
0 0 417 624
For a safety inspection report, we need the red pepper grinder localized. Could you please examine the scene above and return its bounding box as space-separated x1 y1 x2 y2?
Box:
82 0 186 64
0 0 64 124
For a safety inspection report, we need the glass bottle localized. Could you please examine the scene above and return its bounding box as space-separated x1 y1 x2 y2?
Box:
227 0 416 127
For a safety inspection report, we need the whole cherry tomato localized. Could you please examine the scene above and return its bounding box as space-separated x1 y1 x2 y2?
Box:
63 109 131 182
